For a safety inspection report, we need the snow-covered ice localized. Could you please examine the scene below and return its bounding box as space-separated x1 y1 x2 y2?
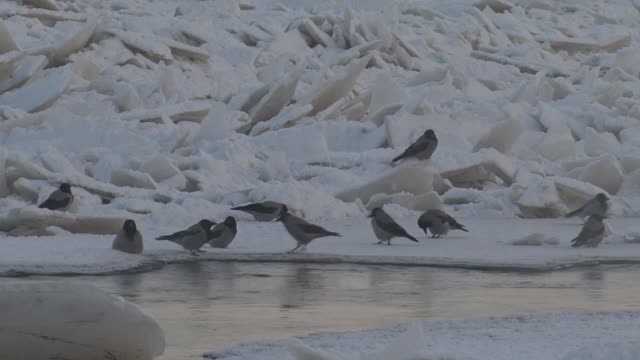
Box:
206 312 640 360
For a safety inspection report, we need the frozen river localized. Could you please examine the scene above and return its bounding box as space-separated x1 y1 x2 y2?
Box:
36 262 640 359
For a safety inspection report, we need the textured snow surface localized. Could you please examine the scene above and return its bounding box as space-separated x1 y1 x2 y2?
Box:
206 312 640 360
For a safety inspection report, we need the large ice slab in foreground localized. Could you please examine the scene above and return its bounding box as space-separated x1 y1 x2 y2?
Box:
0 281 165 360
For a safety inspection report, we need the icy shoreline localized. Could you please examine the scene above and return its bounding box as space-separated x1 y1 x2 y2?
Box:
3 217 640 276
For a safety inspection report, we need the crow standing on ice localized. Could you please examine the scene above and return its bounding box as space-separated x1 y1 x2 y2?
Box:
369 207 418 245
418 209 468 238
571 214 606 248
277 205 340 253
156 219 216 256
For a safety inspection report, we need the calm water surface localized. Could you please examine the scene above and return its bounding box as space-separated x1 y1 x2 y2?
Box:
37 262 640 359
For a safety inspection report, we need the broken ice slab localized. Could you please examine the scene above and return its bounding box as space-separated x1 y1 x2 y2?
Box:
470 50 568 78
0 19 18 55
534 31 630 53
336 165 435 204
109 30 173 63
163 38 209 61
299 18 334 48
48 19 97 66
298 55 371 116
473 116 523 153
119 100 211 123
0 56 48 94
248 68 301 124
0 64 73 113
0 8 88 24
22 0 60 11
578 155 624 194
0 208 126 235
474 0 514 12
439 150 515 187
554 176 608 205
0 51 25 80
111 168 158 190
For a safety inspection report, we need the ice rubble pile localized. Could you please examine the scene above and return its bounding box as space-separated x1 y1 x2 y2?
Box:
0 280 165 360
1 0 640 233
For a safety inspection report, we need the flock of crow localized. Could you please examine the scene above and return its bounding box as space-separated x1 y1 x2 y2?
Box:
34 128 610 255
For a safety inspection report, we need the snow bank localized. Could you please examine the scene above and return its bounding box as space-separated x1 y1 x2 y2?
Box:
0 281 164 360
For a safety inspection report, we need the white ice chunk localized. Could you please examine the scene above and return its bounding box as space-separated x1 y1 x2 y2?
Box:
249 68 301 123
620 154 640 173
583 127 619 157
0 207 126 235
369 72 407 115
474 116 523 153
336 166 434 204
110 30 173 62
0 281 164 360
510 233 559 246
114 82 142 111
324 121 386 152
0 64 73 112
141 156 181 182
253 125 330 163
619 126 640 147
0 19 18 55
0 55 47 94
579 155 624 194
299 55 370 115
0 51 25 80
120 100 210 123
537 124 575 161
111 169 158 189
516 175 564 218
23 0 59 10
614 48 640 76
163 38 209 61
555 176 608 205
49 19 97 65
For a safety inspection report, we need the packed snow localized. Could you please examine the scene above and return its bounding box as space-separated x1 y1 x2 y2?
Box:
0 280 165 360
206 311 640 360
2 0 640 274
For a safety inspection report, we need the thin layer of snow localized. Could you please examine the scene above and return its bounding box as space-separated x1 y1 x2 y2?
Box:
205 312 640 360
